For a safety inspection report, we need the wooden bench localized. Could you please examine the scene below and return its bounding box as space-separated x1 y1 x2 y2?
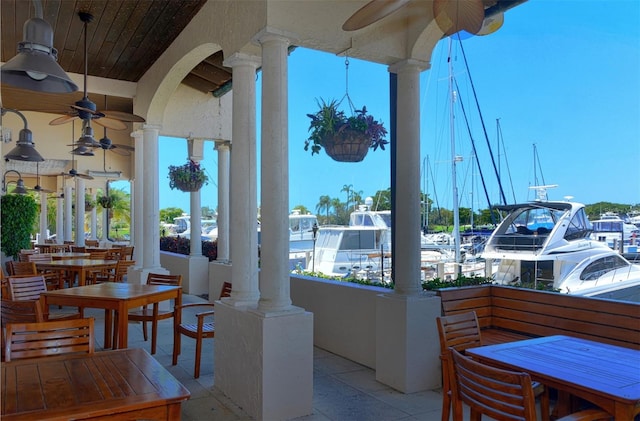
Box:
437 285 640 350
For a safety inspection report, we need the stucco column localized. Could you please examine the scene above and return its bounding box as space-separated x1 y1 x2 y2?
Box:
374 60 441 394
188 138 204 256
75 177 86 247
214 140 230 261
64 185 73 242
215 35 313 421
223 52 261 305
258 33 293 313
56 193 64 244
132 130 144 263
90 191 97 240
141 124 162 271
39 191 48 242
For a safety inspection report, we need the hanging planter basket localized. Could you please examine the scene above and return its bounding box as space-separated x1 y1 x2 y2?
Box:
172 177 205 192
322 129 371 162
85 203 95 212
98 195 115 209
168 160 209 192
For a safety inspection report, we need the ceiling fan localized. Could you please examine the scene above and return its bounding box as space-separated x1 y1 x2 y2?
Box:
60 120 93 180
48 12 145 131
97 96 135 157
32 162 55 194
342 0 524 36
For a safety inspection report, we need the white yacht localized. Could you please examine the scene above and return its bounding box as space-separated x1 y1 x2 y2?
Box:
481 200 640 300
589 212 639 253
289 210 319 253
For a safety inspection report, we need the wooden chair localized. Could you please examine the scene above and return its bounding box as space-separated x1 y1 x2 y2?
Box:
127 273 182 355
85 239 99 247
18 249 39 262
6 261 60 291
1 298 44 361
4 317 95 362
447 348 612 421
70 245 86 253
88 250 108 259
0 270 7 299
173 281 231 378
6 275 82 321
90 259 135 284
436 311 550 421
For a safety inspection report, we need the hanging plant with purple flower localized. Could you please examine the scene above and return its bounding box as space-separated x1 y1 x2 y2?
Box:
168 159 208 192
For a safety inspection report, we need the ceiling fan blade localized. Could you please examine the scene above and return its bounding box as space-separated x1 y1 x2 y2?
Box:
342 0 410 31
109 147 131 156
102 110 146 123
112 143 135 151
50 115 79 126
434 0 485 36
33 186 55 194
92 117 128 131
70 104 102 115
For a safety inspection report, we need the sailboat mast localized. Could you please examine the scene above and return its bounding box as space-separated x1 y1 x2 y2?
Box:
448 41 461 265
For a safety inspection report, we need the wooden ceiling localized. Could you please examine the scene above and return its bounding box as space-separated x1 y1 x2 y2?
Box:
0 0 233 115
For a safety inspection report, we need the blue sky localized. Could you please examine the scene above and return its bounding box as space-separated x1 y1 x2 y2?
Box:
151 0 639 214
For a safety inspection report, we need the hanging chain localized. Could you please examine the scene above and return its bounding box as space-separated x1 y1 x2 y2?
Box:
341 55 355 113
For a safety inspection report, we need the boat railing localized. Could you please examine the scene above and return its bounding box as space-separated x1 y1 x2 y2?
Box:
491 233 548 252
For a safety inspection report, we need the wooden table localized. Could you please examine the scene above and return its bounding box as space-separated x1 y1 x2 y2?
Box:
467 335 640 420
43 282 182 349
35 259 117 287
49 252 91 260
1 347 190 420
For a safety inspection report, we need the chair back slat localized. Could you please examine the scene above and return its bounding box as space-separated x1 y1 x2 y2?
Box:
1 299 45 326
26 253 53 263
6 261 37 276
4 317 95 361
437 311 482 355
7 275 48 301
449 348 537 421
146 272 182 287
220 282 232 299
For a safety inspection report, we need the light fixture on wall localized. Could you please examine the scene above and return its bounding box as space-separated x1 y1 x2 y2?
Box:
1 108 45 162
0 0 78 93
2 170 28 194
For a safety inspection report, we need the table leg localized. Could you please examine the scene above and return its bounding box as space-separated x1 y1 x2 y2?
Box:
79 269 86 287
117 302 128 349
104 309 112 349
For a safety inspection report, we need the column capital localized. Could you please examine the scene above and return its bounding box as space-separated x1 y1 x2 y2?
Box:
131 129 144 140
142 123 162 132
223 52 261 69
254 27 298 46
388 59 430 74
214 140 231 151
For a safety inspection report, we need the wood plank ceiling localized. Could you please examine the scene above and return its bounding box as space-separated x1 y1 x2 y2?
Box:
0 0 233 115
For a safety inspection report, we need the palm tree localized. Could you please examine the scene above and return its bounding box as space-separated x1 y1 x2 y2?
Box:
316 195 331 223
341 184 353 213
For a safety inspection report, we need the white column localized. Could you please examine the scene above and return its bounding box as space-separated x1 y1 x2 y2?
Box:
215 141 230 261
75 177 86 247
224 52 261 305
64 185 73 242
141 124 162 270
101 202 108 242
132 130 144 262
39 191 48 242
215 36 313 421
188 138 204 256
56 194 64 244
90 191 97 240
258 34 293 313
375 60 441 394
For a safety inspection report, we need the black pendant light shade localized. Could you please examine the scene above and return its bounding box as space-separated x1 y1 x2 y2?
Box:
0 1 78 93
2 108 45 162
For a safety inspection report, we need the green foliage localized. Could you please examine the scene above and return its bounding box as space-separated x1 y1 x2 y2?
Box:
168 160 208 191
304 98 388 155
159 236 218 261
292 204 310 215
1 194 38 258
160 207 185 223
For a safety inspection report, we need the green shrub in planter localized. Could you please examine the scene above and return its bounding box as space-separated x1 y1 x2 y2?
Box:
1 194 38 259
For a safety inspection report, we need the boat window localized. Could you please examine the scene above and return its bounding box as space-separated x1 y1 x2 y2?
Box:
339 230 377 250
592 221 622 232
565 208 592 241
580 255 629 281
290 219 300 232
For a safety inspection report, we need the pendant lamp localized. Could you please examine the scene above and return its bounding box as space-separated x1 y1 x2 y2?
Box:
2 170 28 194
2 108 45 162
0 0 78 93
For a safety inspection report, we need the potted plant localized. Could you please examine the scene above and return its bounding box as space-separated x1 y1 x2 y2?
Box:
85 194 96 212
168 159 208 192
304 98 388 162
98 194 116 209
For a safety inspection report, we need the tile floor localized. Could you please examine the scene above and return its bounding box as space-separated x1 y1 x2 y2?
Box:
54 295 551 421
